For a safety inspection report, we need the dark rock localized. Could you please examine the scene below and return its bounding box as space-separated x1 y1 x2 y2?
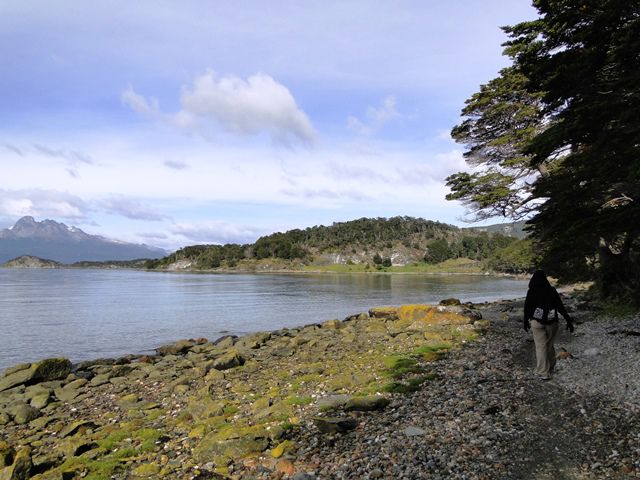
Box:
312 416 358 434
0 441 15 468
0 447 31 480
59 420 98 438
344 395 390 412
212 351 245 371
439 298 462 306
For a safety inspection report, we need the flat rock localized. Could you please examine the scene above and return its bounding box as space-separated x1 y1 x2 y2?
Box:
312 416 358 434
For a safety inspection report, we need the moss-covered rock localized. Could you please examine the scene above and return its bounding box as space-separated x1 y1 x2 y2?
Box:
132 463 161 477
212 351 245 371
9 404 40 425
344 395 390 412
0 441 15 468
0 447 31 480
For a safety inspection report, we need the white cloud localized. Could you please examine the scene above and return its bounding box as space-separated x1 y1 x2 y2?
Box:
347 95 399 137
396 149 466 184
123 70 316 145
0 189 90 220
169 221 266 244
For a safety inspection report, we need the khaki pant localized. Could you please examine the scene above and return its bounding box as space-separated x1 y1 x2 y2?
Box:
531 320 559 377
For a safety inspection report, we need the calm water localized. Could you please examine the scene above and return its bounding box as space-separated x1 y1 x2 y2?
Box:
0 269 527 371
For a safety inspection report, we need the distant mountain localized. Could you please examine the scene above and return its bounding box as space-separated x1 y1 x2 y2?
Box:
0 216 167 264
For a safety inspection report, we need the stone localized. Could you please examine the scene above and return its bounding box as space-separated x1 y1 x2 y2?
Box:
312 416 357 434
439 298 462 306
270 440 294 459
236 332 271 350
9 404 40 424
132 463 161 477
89 373 111 386
292 474 316 480
404 426 427 436
2 364 31 377
31 358 72 383
322 319 342 329
0 413 9 426
0 447 31 480
29 392 51 410
0 441 14 468
276 459 295 475
344 395 390 412
213 335 237 349
212 351 245 371
583 348 600 357
316 395 352 411
156 339 195 355
59 420 97 438
0 359 70 393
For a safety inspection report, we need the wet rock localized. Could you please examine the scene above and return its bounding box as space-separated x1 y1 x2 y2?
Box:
156 339 196 356
439 298 462 306
312 416 358 434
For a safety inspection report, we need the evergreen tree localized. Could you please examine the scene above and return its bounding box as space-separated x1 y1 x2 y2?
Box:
449 0 640 301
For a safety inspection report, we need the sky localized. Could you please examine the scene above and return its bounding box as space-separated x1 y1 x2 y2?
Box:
0 1 537 251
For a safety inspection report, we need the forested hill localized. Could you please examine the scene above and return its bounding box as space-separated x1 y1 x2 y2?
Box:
147 216 531 273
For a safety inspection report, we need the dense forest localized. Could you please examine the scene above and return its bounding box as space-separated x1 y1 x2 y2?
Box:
446 0 639 304
146 216 530 273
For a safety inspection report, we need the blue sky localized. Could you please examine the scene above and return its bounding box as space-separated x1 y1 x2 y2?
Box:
1 1 536 250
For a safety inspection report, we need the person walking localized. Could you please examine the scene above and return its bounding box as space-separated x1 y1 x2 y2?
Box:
523 270 574 379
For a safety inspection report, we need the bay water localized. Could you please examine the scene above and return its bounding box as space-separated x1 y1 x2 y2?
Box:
0 269 527 371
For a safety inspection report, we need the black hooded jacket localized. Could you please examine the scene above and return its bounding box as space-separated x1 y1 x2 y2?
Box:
524 271 571 324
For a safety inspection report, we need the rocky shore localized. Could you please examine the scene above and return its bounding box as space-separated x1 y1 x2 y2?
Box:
1 295 638 479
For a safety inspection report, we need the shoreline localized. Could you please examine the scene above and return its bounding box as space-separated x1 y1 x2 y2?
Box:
1 294 637 479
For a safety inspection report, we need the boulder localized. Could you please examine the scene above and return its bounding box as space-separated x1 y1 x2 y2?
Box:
213 335 237 349
439 298 461 306
212 351 245 371
0 447 31 480
312 416 357 434
0 359 71 392
9 404 40 425
0 441 14 468
156 339 195 355
344 395 390 412
59 420 98 438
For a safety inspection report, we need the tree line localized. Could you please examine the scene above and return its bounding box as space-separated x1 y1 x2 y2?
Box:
146 216 531 272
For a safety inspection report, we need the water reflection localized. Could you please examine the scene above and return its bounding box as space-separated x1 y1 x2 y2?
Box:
0 269 527 370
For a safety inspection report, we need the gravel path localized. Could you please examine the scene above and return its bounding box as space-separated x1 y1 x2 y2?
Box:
290 300 640 479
